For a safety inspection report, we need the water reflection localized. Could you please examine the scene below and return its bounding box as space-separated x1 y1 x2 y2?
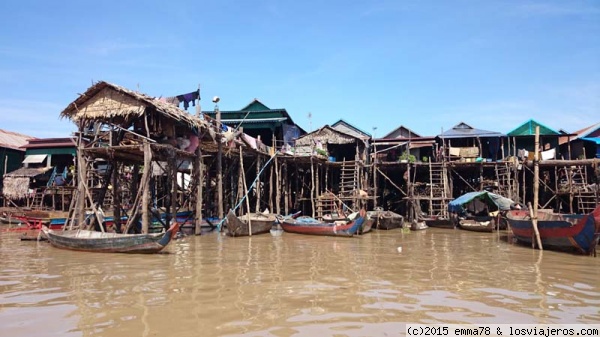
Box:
0 228 599 337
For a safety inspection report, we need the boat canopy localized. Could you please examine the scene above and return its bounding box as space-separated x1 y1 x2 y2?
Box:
448 191 514 214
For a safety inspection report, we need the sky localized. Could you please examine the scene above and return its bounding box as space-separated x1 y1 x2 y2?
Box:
0 0 598 139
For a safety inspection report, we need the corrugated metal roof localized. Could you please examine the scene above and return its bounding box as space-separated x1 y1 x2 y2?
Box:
0 129 35 151
221 117 288 124
507 119 559 136
438 122 504 138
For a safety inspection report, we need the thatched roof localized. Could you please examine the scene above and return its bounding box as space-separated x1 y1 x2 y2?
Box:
295 125 361 146
4 166 52 178
59 81 208 130
2 177 30 199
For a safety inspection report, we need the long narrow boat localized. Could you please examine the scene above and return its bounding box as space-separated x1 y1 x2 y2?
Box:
368 210 404 230
419 215 454 229
280 212 365 237
225 210 278 237
457 217 494 232
505 205 600 254
324 211 372 234
41 222 180 254
359 212 374 234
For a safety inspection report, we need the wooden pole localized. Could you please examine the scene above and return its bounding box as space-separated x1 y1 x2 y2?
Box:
310 156 315 218
113 162 121 232
76 133 86 228
195 147 203 235
284 162 289 215
142 141 151 234
216 107 223 219
255 156 261 213
170 156 178 229
532 126 543 250
373 145 378 209
239 147 252 235
269 163 274 213
275 155 280 215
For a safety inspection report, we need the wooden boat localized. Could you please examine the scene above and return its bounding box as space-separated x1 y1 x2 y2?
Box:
505 205 600 254
225 210 278 237
410 220 428 231
41 222 180 254
324 211 372 234
280 211 365 237
368 210 404 230
449 191 514 232
359 212 374 234
1 214 24 225
420 215 454 229
457 217 494 232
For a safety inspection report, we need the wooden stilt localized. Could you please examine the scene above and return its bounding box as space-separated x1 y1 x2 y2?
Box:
113 162 121 232
170 155 178 229
142 141 151 234
284 162 289 215
269 162 274 213
255 156 261 213
275 155 280 215
217 110 224 219
194 147 203 235
310 156 315 218
239 146 252 235
532 126 543 250
76 131 86 228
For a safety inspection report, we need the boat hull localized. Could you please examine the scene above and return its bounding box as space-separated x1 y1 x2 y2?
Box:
225 210 276 237
458 217 494 233
368 211 404 230
43 223 180 254
506 208 600 254
281 216 364 237
421 216 454 229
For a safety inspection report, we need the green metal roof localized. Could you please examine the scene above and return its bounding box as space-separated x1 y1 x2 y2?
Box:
507 119 560 136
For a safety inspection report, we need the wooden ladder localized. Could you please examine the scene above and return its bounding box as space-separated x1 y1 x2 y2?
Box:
428 161 449 217
576 190 598 214
495 162 514 200
316 192 337 220
339 159 357 198
63 188 80 230
30 188 45 209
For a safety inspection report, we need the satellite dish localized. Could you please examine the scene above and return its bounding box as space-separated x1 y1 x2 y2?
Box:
212 96 220 103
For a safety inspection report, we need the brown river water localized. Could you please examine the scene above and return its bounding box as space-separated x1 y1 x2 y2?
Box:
1 228 599 337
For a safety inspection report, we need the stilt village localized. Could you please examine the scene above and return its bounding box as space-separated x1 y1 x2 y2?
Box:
1 81 599 254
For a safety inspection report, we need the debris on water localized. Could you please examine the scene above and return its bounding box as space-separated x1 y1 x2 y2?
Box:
397 246 403 253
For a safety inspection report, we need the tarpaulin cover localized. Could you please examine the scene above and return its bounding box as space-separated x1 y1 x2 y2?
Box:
448 191 514 213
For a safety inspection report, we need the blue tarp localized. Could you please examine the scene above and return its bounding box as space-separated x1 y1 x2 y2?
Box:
448 191 514 214
581 138 600 158
581 137 600 145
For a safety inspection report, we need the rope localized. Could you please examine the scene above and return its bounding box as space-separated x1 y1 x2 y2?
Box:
216 152 278 231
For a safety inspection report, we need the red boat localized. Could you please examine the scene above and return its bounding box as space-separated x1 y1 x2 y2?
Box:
505 205 600 254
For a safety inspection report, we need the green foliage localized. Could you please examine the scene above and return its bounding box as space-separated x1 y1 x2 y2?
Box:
315 148 328 157
399 151 416 163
